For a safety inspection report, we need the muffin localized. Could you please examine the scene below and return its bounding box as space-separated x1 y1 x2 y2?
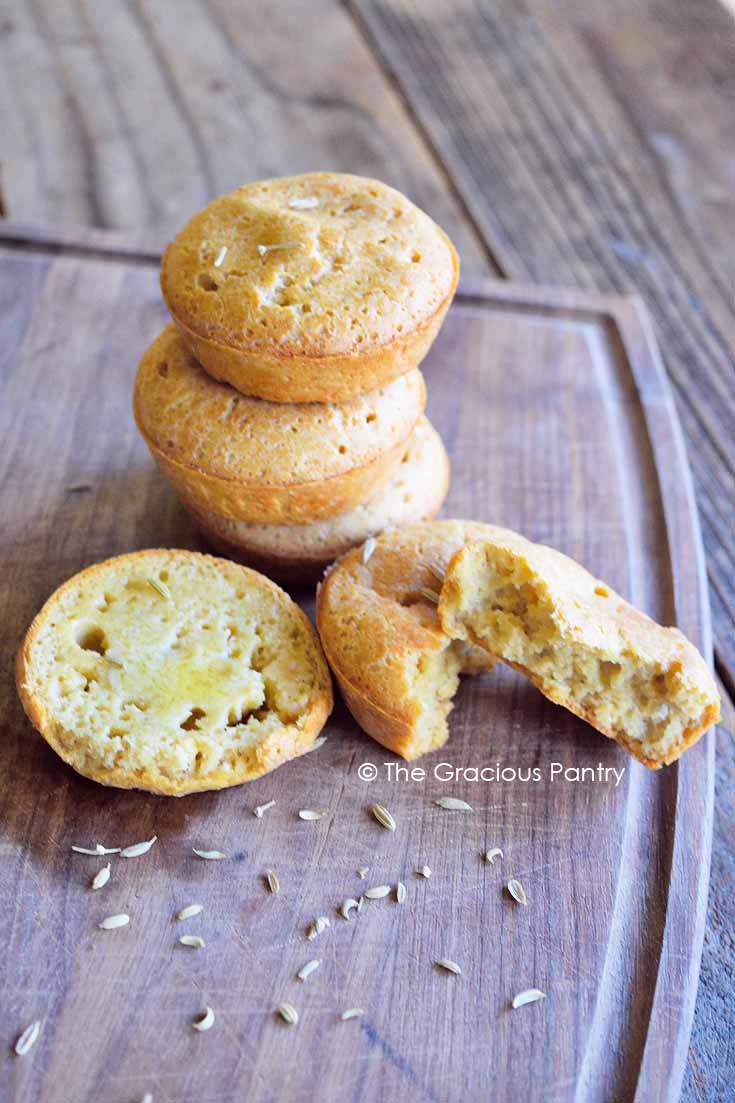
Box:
316 521 501 759
16 550 333 795
192 417 450 584
161 173 458 403
134 325 426 524
438 534 720 767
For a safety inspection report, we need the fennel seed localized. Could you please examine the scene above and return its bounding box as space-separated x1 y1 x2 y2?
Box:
370 803 396 831
436 959 462 975
297 959 321 981
364 885 390 900
178 935 205 948
254 800 275 818
90 864 111 890
307 916 330 940
99 914 129 930
192 1007 215 1031
14 1020 41 1056
511 988 546 1009
257 241 303 257
120 836 157 858
71 843 120 855
506 879 528 906
147 578 171 601
277 1002 299 1025
340 898 360 920
176 904 203 921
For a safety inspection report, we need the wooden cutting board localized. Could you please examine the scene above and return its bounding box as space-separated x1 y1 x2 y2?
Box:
0 228 715 1103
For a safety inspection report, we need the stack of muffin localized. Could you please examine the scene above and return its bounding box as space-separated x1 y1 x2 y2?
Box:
134 172 459 584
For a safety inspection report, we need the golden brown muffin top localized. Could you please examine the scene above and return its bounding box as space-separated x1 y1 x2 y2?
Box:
160 173 459 358
134 326 425 486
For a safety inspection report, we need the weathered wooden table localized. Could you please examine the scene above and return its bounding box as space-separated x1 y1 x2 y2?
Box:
0 2 732 1100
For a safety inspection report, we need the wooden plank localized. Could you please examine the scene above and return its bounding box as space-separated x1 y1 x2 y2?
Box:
351 0 735 696
0 0 491 273
682 678 735 1103
0 238 714 1102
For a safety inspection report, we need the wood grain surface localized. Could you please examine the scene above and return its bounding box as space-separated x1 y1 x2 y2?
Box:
0 1 732 1098
0 0 490 273
0 235 715 1103
352 0 735 689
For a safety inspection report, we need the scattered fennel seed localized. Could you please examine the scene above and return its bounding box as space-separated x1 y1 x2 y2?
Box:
257 241 303 257
339 1009 364 1021
484 847 504 865
288 196 319 209
362 536 376 564
99 914 129 930
358 867 369 879
141 1094 153 1103
436 959 462 976
418 587 440 604
396 882 407 904
417 865 432 878
371 803 396 831
179 935 205 949
176 904 203 921
298 809 326 821
192 848 227 860
277 1002 299 1025
506 879 528 906
297 959 321 981
254 800 275 818
357 896 365 913
147 578 171 601
307 916 330 940
213 245 228 267
364 885 391 900
340 898 360 920
434 797 473 811
192 1007 215 1031
267 870 280 895
91 864 111 890
65 482 92 493
71 843 120 855
120 835 157 858
14 1020 41 1056
511 988 546 1009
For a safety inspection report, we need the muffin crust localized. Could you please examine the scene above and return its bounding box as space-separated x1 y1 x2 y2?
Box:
161 173 458 402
